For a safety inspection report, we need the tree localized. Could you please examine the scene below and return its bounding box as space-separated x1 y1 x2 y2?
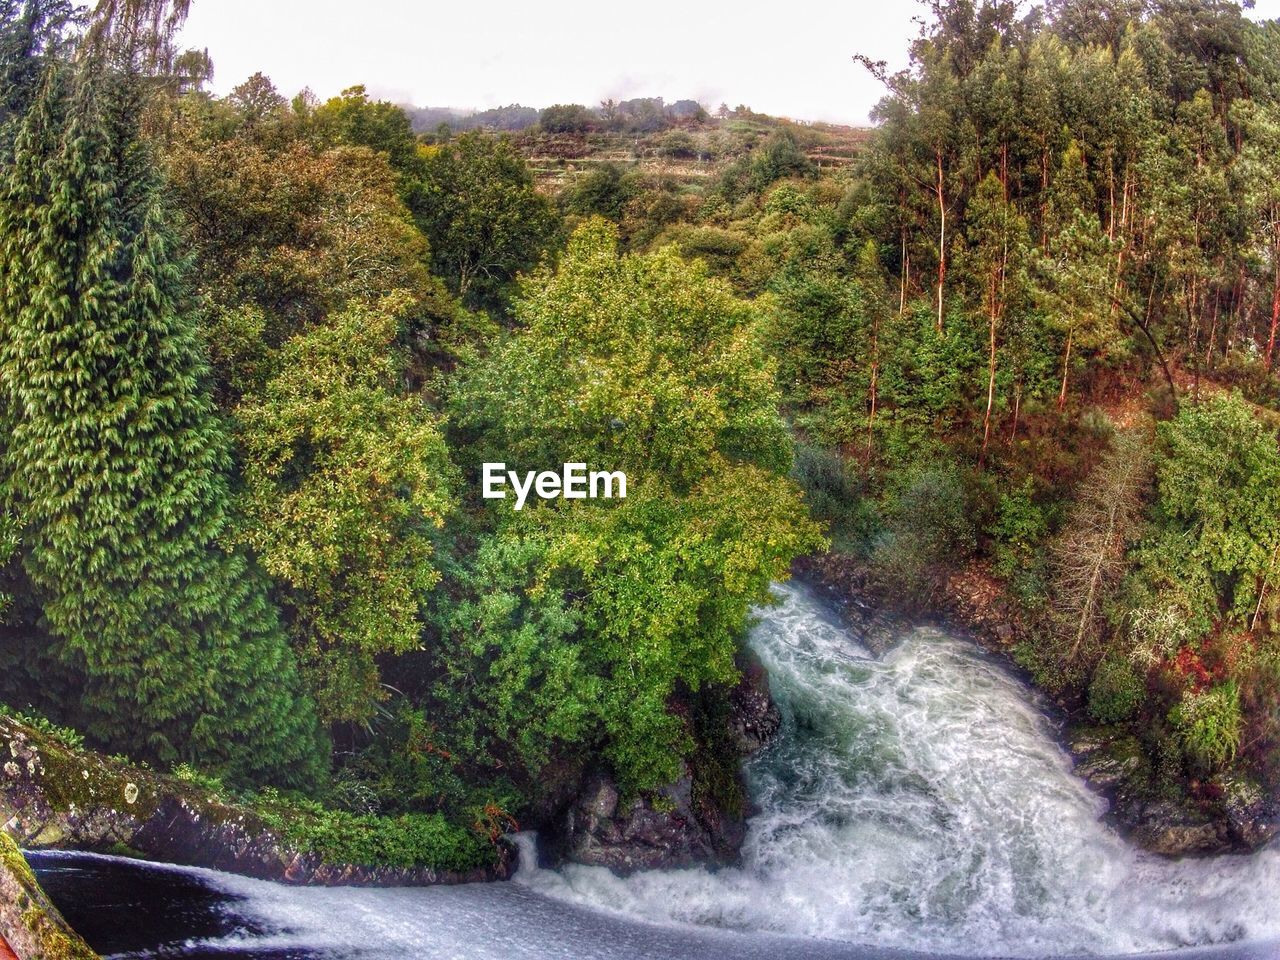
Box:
308 85 420 176
165 136 449 386
84 0 190 62
228 71 286 127
1038 141 1120 408
538 103 595 134
233 294 455 726
854 240 893 459
956 171 1030 463
560 161 638 223
444 220 824 792
1047 429 1152 674
0 63 323 785
452 219 794 486
1136 393 1280 636
0 0 76 137
414 132 558 309
1235 99 1280 371
170 45 211 94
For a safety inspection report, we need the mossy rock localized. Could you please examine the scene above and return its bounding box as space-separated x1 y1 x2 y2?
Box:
1 715 509 887
0 831 99 960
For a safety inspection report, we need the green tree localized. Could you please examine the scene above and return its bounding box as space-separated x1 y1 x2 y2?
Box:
1135 394 1280 636
308 85 421 176
539 103 595 133
444 220 824 793
1037 140 1120 409
0 64 323 785
165 136 457 389
452 219 793 486
956 171 1031 463
560 161 638 223
415 132 558 309
233 294 455 725
0 0 75 137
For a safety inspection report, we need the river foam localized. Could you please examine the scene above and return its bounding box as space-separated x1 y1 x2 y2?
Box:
511 581 1280 957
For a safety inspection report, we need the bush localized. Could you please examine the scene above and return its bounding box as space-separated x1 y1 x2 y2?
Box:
791 444 876 549
870 462 977 599
539 103 596 134
253 791 497 872
1087 656 1145 723
1170 682 1242 770
989 477 1048 578
658 130 697 159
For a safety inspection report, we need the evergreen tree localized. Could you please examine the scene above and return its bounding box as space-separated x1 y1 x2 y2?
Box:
0 63 324 787
0 0 75 139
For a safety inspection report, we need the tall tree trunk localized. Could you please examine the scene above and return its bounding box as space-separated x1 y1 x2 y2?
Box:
1040 145 1050 247
1205 289 1220 369
899 229 909 314
866 359 879 463
1268 244 1280 372
981 306 997 466
935 149 946 334
1058 327 1073 411
1009 384 1022 443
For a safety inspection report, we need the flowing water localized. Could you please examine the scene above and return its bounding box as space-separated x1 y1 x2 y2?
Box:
27 581 1280 960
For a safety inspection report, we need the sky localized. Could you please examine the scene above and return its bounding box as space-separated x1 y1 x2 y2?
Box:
178 0 1280 127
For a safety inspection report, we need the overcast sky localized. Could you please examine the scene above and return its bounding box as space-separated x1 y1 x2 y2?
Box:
178 0 1280 126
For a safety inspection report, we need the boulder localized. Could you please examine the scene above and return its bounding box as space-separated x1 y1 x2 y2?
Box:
1215 774 1280 849
0 831 98 960
1128 801 1230 856
551 661 780 875
555 768 742 875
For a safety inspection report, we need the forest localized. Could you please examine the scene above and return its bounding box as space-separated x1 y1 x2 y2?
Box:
3 0 1280 878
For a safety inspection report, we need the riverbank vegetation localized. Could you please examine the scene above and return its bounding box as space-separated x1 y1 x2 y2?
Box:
3 0 1280 868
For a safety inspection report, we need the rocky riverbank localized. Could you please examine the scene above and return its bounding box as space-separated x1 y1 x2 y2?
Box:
795 552 1280 858
542 653 782 875
0 716 513 888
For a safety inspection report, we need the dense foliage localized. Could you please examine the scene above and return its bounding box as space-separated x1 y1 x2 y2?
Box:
5 0 1280 863
0 60 323 786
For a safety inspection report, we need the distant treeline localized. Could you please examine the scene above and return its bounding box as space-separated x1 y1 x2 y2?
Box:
406 96 712 135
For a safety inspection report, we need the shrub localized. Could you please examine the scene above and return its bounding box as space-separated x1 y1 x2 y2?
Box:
1170 682 1242 770
989 477 1048 578
252 791 497 872
539 103 595 134
658 130 697 159
1087 656 1145 723
791 444 877 549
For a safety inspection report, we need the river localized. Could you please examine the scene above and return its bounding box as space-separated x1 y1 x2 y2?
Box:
27 581 1280 960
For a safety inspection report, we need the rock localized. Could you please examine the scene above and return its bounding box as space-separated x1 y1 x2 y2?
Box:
555 768 741 876
0 831 98 960
1216 774 1280 849
1129 801 1230 856
0 716 514 888
1073 735 1143 791
728 656 782 756
551 661 781 876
